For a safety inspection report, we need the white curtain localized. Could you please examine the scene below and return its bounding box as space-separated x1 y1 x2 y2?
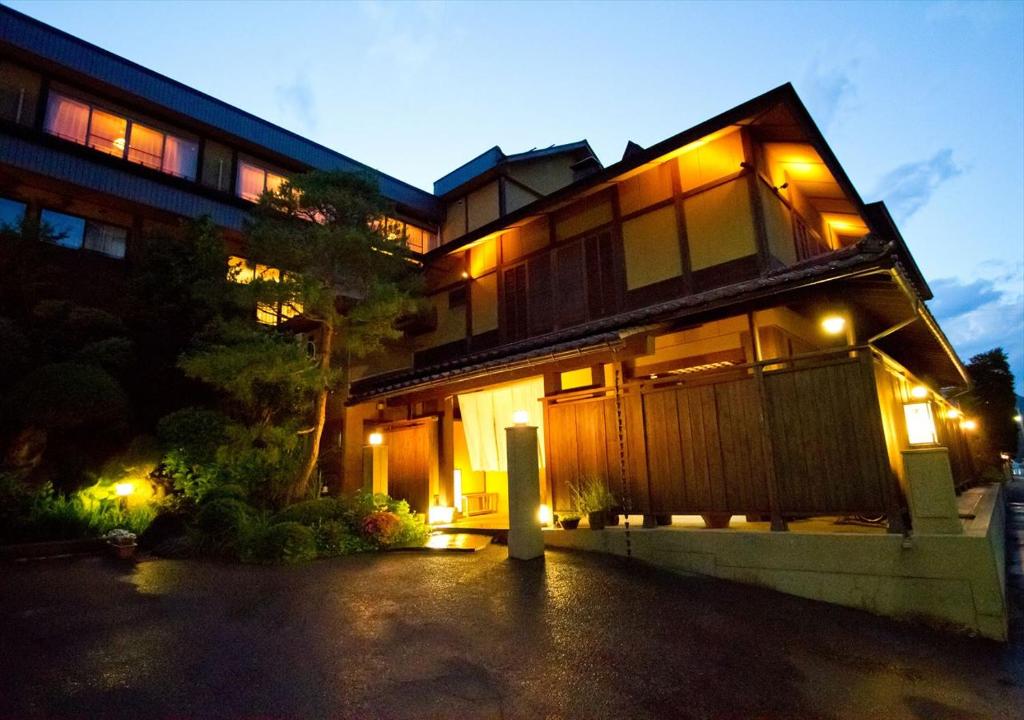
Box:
163 135 198 180
45 94 89 144
458 377 545 472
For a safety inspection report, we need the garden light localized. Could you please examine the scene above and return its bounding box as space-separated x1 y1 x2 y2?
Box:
821 314 846 336
114 482 134 497
538 504 553 526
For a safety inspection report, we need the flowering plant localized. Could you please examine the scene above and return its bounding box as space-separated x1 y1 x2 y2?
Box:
105 528 137 546
360 511 401 547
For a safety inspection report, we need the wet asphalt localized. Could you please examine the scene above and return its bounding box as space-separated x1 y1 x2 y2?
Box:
2 514 1023 720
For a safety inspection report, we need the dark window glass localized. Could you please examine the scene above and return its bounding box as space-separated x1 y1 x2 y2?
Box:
503 264 528 342
448 286 467 308
40 209 85 250
0 197 26 230
555 240 586 327
83 221 127 259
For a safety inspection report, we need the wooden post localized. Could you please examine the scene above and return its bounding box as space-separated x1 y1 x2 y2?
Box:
753 365 787 531
860 351 907 534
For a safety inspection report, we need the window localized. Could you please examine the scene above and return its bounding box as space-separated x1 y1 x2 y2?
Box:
0 61 41 126
0 197 26 230
201 140 233 192
44 91 198 180
374 216 439 253
39 209 127 259
227 255 303 325
237 161 286 202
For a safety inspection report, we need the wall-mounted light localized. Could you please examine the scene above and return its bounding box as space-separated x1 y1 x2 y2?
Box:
512 409 530 426
368 432 384 446
1015 414 1023 423
961 419 978 432
461 271 469 279
910 385 929 400
821 314 846 336
945 408 961 420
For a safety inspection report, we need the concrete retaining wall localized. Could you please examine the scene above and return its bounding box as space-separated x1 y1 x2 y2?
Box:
544 485 1007 640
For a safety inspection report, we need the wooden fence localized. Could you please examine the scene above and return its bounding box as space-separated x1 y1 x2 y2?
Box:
544 347 906 529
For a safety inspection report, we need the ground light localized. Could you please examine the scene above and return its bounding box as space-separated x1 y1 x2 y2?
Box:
428 506 455 524
114 482 134 497
821 314 846 336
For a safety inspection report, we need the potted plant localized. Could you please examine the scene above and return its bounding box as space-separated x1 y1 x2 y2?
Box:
570 475 615 531
105 528 137 560
557 512 581 530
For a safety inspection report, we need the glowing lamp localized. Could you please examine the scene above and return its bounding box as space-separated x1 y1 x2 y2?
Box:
114 482 134 497
461 271 469 279
538 504 553 526
512 410 530 426
945 408 961 420
961 419 978 432
1015 415 1023 423
113 137 125 151
903 402 937 446
428 505 455 524
821 315 846 336
367 432 383 446
909 385 929 400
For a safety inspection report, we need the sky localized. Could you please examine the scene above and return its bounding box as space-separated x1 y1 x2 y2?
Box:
10 0 1024 389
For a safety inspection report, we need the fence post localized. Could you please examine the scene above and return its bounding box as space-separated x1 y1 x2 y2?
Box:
753 365 787 532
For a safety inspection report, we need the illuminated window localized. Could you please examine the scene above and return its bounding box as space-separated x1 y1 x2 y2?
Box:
372 216 438 253
237 161 287 202
87 108 128 158
227 255 303 325
44 92 197 180
39 209 126 259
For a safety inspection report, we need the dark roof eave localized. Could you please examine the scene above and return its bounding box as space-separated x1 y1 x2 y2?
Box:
351 242 897 402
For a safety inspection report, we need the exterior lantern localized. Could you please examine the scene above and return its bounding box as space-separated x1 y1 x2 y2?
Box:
903 402 938 446
909 385 929 399
512 409 530 426
821 314 846 336
961 419 978 432
367 432 384 446
538 504 553 526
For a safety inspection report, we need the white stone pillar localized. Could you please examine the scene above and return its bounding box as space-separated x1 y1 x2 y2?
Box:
363 440 388 496
506 423 545 560
903 447 962 535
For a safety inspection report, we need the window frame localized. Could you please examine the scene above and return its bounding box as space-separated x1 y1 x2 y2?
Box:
38 208 128 260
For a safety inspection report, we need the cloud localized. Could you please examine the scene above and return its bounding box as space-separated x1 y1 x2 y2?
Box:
802 60 858 131
928 270 1024 389
275 73 317 132
872 149 963 223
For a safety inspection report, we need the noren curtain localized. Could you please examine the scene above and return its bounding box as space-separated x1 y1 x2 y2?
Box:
458 377 545 473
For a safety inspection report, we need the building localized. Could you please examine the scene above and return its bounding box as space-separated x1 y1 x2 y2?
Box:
1 6 1007 637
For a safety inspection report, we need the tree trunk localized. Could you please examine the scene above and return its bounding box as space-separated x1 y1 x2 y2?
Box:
291 321 333 502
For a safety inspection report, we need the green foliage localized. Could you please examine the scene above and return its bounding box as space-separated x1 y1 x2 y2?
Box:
5 362 130 430
157 407 229 465
194 498 253 551
241 520 317 564
273 498 345 525
31 300 128 362
569 475 617 514
213 423 303 506
312 519 371 556
965 348 1019 461
179 320 318 424
200 483 248 503
0 316 30 390
72 337 135 374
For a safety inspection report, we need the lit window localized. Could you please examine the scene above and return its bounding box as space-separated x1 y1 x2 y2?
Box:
39 209 126 259
87 108 128 158
227 255 302 325
45 92 197 180
44 94 90 144
237 161 287 202
127 122 164 170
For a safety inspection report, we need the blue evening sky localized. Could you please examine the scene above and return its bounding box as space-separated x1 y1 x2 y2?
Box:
10 0 1024 388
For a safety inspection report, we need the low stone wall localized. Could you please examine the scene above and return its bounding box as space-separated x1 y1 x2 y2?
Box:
544 485 1007 640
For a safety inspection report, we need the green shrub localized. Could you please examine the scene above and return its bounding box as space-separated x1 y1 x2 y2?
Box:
313 519 371 556
5 362 129 430
157 408 228 466
243 521 316 564
200 483 248 503
274 498 344 525
194 498 252 550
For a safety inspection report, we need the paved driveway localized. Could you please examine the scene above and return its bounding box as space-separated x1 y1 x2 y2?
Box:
1 543 1022 720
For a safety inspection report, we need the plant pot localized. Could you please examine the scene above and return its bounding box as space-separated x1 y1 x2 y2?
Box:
110 543 137 560
588 511 606 530
560 517 581 530
701 513 732 529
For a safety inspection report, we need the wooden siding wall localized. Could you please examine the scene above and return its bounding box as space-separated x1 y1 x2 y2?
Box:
545 349 904 524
